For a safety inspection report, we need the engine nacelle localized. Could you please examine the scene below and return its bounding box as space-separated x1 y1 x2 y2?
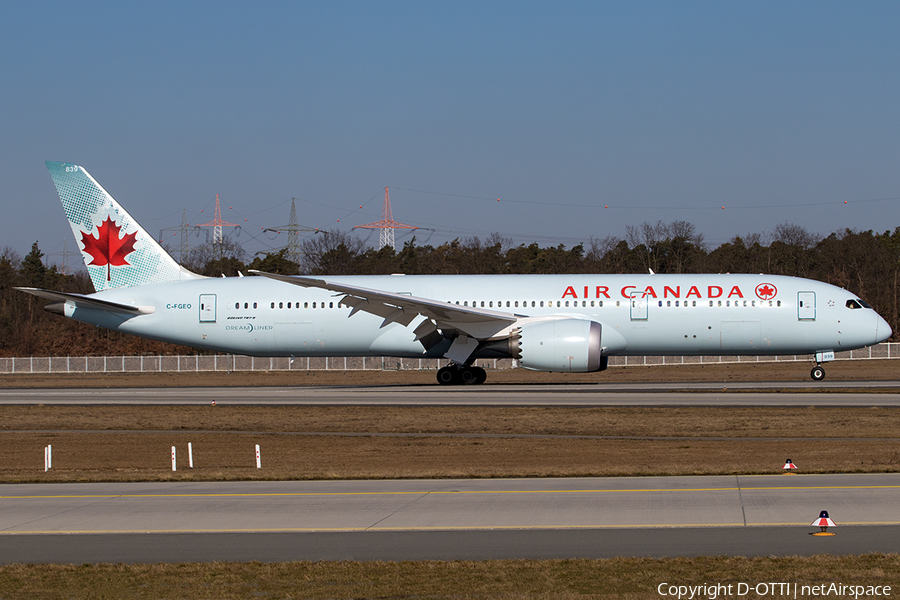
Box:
514 319 606 372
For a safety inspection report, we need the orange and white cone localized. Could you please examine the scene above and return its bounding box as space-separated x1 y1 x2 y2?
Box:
811 510 836 533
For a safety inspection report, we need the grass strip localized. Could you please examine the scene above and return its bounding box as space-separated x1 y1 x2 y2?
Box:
3 406 900 482
1 555 898 599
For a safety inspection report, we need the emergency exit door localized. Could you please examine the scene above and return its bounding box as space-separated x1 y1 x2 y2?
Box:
630 294 648 320
798 292 816 320
199 294 217 323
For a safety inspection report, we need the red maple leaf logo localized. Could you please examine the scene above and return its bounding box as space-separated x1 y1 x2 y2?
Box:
80 216 138 281
755 283 777 300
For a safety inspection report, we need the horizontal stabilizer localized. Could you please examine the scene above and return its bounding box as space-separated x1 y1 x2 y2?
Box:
15 288 153 315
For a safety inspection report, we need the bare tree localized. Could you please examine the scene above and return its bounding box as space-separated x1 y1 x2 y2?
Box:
586 236 621 262
298 230 366 275
0 246 22 270
773 222 820 249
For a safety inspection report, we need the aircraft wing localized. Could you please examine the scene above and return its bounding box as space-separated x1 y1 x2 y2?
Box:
249 271 517 339
15 288 153 315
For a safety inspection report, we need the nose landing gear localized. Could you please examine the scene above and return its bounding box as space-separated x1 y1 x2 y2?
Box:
810 364 826 381
437 364 487 385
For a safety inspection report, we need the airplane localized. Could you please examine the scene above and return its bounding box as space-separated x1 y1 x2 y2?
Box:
16 162 893 385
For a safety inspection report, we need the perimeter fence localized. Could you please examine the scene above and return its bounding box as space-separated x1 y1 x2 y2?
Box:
1 343 897 374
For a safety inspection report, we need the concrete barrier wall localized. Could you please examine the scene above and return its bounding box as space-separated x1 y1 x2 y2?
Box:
0 343 896 374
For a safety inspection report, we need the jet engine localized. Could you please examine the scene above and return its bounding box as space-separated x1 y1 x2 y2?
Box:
511 319 608 372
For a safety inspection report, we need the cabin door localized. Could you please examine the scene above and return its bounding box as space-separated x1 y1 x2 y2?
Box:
798 292 816 321
199 294 217 323
630 294 648 320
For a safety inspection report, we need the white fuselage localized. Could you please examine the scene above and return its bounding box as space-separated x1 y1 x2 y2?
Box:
65 273 890 360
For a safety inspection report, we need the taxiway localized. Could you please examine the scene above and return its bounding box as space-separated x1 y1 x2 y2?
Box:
2 474 899 563
1 381 900 405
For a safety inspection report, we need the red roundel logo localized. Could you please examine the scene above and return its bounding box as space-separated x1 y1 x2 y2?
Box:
755 283 777 300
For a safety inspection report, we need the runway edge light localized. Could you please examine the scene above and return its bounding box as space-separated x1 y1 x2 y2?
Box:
811 510 836 536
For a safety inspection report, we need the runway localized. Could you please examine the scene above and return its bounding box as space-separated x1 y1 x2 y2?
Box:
3 382 898 563
2 381 900 405
2 474 899 563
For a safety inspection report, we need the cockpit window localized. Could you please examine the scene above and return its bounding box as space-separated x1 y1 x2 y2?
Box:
846 299 864 309
859 299 872 308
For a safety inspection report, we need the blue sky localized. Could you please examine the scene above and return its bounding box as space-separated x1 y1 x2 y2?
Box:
3 1 900 266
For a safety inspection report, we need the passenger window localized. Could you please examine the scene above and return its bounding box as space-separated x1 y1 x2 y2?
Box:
235 302 239 309
287 302 291 309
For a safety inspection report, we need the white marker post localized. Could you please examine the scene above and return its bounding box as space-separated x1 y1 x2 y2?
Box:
171 446 177 471
255 444 261 469
188 442 194 468
48 444 51 470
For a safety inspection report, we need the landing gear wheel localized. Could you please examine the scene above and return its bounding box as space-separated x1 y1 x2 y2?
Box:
459 367 479 385
437 366 460 386
810 365 826 381
473 366 487 385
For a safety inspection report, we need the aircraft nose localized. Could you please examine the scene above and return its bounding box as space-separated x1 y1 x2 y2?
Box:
876 314 892 344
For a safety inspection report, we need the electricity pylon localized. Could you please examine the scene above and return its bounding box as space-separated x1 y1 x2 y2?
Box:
353 187 419 250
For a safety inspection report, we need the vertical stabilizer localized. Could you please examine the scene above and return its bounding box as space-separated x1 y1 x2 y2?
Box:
45 162 202 291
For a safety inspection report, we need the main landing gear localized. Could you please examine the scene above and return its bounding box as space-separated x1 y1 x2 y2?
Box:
436 364 487 385
810 364 826 381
